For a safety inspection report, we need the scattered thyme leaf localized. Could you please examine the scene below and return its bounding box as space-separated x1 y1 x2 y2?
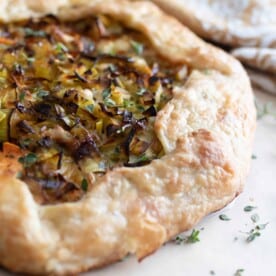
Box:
85 104 94 113
219 214 231 221
174 235 185 245
36 89 49 99
104 98 116 107
251 213 260 223
139 154 150 162
186 229 200 243
251 154 257 159
102 88 111 100
174 229 200 245
18 153 37 168
210 270 216 275
245 222 268 243
136 87 147 96
256 223 268 231
246 231 261 242
234 268 244 276
24 28 47 38
244 206 257 212
123 99 135 108
55 42 68 53
81 178 88 192
130 40 144 55
19 91 25 102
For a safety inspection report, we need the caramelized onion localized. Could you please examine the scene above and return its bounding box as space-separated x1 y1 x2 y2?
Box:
0 14 184 203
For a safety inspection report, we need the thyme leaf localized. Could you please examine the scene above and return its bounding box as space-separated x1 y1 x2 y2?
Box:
251 154 257 159
85 104 94 113
219 214 231 221
130 40 144 55
250 213 260 223
246 231 261 242
187 229 200 243
18 153 37 167
174 229 200 245
245 223 268 243
19 91 26 102
81 178 88 192
243 205 257 212
234 268 244 276
24 28 47 38
36 89 49 99
55 42 68 53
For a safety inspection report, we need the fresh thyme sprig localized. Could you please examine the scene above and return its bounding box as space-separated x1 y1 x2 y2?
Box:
241 204 269 242
246 222 269 242
174 229 200 244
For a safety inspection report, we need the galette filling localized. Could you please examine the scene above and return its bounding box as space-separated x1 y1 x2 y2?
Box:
0 15 190 203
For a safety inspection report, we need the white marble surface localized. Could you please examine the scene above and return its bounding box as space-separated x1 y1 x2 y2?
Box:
1 90 275 276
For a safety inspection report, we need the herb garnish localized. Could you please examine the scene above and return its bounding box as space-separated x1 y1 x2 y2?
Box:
219 214 231 221
246 222 269 243
36 90 49 99
136 88 147 96
85 104 94 113
243 206 257 212
251 154 257 159
123 99 135 108
102 88 111 100
81 178 88 192
104 98 116 107
24 28 47 38
243 209 269 243
18 153 38 167
130 40 144 55
55 42 68 53
250 213 260 223
19 92 26 102
234 268 244 276
175 229 200 244
186 229 200 243
246 229 261 242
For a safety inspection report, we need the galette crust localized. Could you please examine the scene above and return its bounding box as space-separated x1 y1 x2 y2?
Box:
0 0 256 275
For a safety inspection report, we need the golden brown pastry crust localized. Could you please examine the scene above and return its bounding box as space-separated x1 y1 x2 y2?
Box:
0 0 256 275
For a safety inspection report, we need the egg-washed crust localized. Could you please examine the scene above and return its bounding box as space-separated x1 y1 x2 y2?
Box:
0 0 256 275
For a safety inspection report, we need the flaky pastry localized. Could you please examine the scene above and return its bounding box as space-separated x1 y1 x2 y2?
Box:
0 0 256 275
